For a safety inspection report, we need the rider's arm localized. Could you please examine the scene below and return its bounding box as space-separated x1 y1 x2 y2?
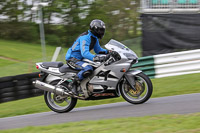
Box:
80 38 95 61
94 39 108 54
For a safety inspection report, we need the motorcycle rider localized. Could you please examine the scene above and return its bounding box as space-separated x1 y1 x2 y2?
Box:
65 19 108 95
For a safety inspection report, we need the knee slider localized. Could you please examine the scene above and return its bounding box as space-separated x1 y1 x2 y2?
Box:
82 70 92 78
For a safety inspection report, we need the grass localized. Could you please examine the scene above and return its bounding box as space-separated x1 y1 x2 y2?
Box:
0 39 67 77
0 39 57 61
0 72 199 118
1 113 200 133
0 58 16 67
151 72 200 97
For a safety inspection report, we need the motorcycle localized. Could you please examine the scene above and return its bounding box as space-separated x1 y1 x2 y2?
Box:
33 39 153 113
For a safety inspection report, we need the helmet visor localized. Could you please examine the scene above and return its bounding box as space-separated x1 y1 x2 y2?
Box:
97 28 105 39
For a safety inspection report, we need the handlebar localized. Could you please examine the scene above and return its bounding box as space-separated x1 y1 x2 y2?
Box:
94 51 120 64
104 53 111 62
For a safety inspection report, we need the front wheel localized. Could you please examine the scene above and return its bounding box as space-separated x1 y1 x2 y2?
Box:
120 72 153 104
44 80 77 113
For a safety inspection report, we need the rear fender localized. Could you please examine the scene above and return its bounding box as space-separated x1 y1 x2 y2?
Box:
45 74 62 83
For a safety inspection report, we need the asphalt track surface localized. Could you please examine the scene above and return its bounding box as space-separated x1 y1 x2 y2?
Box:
0 93 200 130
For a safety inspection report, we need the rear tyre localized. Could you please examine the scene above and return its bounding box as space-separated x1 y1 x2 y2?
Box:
120 72 153 104
44 80 77 113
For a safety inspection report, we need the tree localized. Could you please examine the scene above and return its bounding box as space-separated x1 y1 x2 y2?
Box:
0 0 141 46
0 0 25 22
87 0 141 44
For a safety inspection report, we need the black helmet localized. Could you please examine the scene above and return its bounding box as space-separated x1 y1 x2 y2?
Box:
90 19 106 39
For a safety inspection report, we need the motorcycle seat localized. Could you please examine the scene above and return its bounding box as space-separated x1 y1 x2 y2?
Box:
42 62 64 68
59 64 79 73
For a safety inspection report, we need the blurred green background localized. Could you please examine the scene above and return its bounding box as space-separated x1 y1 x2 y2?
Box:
0 0 142 77
0 0 200 132
0 0 141 47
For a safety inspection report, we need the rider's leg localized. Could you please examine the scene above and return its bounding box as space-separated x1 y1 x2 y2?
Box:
77 63 93 80
68 61 93 95
68 75 80 95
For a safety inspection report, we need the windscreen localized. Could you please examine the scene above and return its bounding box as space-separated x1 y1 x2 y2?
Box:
105 39 138 60
108 39 130 50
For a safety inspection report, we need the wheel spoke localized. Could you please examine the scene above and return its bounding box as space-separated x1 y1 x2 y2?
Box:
65 97 71 104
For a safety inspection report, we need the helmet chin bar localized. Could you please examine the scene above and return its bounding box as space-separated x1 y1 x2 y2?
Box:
90 29 104 39
90 19 106 39
98 33 104 39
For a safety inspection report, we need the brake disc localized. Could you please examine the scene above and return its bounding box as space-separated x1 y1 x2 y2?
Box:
127 81 145 97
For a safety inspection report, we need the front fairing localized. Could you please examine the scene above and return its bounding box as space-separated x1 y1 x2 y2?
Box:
105 39 138 61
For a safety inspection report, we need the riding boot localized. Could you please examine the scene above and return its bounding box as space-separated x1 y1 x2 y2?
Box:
68 76 80 95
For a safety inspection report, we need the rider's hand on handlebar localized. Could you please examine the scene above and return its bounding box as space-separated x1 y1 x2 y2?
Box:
107 50 112 54
108 50 118 56
93 56 106 62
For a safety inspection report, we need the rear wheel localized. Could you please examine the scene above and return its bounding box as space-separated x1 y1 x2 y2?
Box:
44 80 77 113
120 72 153 104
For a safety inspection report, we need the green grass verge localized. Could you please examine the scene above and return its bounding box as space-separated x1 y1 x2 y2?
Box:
0 73 199 118
0 39 67 77
0 58 16 67
0 39 57 61
1 113 200 133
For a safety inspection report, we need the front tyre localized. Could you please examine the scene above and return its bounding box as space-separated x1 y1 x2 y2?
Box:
120 72 153 104
44 80 77 113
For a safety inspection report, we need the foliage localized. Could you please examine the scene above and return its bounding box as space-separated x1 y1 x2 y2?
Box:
46 34 61 46
0 0 142 47
0 22 39 42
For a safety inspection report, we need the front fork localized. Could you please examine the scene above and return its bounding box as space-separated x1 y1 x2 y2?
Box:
123 70 142 91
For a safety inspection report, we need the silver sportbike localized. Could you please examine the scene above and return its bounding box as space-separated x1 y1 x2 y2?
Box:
33 39 153 113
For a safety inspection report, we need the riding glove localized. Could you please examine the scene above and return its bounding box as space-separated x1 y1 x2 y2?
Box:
93 56 105 62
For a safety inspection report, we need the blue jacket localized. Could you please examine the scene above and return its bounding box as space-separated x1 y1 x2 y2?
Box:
66 30 108 61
